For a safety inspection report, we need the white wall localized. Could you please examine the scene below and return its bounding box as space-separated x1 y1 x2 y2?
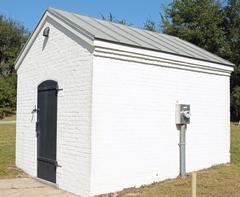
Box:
90 56 230 195
16 18 231 196
16 19 92 197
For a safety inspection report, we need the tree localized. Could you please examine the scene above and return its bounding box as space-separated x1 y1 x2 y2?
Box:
223 0 240 120
231 86 240 120
161 0 230 59
161 0 240 120
0 74 17 114
0 15 29 116
223 0 240 65
0 16 29 75
223 0 240 90
144 18 157 31
101 12 127 25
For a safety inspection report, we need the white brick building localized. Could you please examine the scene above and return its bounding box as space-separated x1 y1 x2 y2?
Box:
15 7 234 197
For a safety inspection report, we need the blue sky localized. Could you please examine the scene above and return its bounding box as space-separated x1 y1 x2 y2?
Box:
0 0 171 32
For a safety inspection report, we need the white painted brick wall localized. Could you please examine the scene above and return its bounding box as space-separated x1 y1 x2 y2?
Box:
16 19 231 197
90 56 230 195
16 20 92 197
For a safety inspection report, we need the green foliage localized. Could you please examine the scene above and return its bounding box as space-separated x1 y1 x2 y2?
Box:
223 0 240 66
232 86 240 118
231 66 240 93
161 0 230 58
0 16 29 113
223 0 240 92
161 0 240 120
0 16 29 75
101 12 127 25
144 18 157 32
0 74 17 112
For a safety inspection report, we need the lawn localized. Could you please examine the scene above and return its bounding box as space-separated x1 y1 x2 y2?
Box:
0 122 25 178
0 123 240 196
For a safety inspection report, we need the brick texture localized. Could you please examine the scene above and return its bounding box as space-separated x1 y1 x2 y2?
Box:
90 56 230 195
16 20 92 197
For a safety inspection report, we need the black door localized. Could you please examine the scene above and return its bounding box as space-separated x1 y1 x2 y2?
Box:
37 80 58 183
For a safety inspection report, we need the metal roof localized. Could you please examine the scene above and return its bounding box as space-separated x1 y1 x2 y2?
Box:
48 7 234 67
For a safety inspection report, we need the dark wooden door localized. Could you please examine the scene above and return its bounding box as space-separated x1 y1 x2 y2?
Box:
37 80 58 183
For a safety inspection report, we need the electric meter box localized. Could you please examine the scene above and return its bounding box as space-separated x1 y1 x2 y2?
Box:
176 104 191 124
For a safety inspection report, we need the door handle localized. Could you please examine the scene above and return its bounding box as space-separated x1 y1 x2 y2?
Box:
55 161 62 168
32 106 39 114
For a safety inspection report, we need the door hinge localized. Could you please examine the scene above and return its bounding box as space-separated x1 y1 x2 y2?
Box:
55 88 63 95
56 88 63 92
36 121 40 137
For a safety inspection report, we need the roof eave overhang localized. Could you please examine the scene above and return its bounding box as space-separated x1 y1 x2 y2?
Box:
93 39 234 76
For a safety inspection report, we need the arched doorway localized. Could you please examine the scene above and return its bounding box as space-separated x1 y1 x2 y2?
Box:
37 80 58 183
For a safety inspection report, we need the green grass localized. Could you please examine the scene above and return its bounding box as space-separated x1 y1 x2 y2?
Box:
0 123 25 178
231 123 240 164
116 124 240 197
130 165 240 197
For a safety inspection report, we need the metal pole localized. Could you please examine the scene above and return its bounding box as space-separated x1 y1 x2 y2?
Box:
179 124 186 176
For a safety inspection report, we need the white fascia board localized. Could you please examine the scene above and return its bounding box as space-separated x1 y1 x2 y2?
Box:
93 40 234 76
15 11 93 71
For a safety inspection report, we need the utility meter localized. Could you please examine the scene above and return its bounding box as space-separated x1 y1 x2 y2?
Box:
175 104 190 124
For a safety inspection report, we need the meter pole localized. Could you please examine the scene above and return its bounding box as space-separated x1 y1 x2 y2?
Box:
179 124 186 177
